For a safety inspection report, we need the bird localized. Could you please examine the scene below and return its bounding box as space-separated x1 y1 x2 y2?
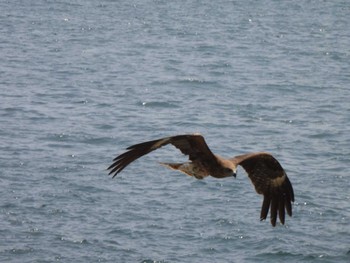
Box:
107 133 294 226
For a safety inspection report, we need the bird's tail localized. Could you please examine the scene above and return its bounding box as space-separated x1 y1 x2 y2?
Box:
159 162 184 171
159 162 208 179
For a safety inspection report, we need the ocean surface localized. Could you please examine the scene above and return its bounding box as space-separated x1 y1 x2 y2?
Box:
1 0 349 262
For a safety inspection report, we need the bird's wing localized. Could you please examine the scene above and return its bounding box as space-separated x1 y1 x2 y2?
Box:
231 152 294 226
108 133 218 178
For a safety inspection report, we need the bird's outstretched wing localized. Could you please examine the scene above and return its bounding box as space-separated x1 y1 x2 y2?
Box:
108 133 218 178
231 152 294 226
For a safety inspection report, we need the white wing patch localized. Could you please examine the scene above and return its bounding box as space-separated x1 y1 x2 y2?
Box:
151 138 170 150
270 174 286 187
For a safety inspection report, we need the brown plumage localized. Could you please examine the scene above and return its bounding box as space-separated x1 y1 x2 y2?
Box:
108 133 294 226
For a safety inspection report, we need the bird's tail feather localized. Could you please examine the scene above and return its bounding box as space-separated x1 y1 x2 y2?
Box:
159 162 184 171
159 162 208 179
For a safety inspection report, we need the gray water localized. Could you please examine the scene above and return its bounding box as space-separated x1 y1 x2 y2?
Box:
1 1 350 262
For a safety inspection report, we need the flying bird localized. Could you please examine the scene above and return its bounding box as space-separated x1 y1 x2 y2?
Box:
108 133 294 226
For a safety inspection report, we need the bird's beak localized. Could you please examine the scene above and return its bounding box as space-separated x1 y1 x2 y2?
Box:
232 172 237 178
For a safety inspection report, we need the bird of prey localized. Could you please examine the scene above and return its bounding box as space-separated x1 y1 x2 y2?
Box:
108 133 294 226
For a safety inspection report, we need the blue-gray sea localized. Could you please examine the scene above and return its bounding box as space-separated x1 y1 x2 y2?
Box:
1 1 349 262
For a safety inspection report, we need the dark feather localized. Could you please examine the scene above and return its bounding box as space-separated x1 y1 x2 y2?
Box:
278 193 285 224
270 194 278 226
231 152 294 226
260 194 271 221
108 134 217 178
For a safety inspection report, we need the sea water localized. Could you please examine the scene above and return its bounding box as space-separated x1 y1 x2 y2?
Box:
1 1 349 262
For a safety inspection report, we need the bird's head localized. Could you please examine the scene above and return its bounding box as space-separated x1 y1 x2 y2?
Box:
223 167 236 178
221 159 237 178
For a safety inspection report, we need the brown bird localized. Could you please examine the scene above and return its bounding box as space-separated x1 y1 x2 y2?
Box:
108 133 294 226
